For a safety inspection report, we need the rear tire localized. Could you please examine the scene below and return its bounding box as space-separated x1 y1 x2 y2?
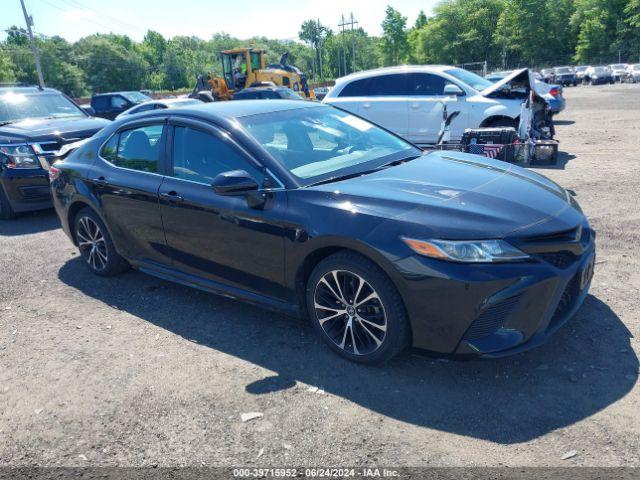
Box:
0 186 16 220
74 208 129 276
306 251 410 364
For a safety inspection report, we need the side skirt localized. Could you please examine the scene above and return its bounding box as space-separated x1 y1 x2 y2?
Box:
135 260 300 317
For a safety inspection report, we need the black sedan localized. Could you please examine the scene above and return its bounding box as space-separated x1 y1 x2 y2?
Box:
50 101 595 363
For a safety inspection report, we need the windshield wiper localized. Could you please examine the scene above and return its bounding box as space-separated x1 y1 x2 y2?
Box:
306 169 382 187
0 120 17 127
306 154 423 187
376 154 422 170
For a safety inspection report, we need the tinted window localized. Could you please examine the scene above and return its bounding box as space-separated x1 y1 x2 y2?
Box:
339 78 370 97
235 91 261 100
408 73 447 95
111 124 163 172
111 96 129 109
100 134 118 163
171 126 262 184
368 74 408 96
91 96 109 110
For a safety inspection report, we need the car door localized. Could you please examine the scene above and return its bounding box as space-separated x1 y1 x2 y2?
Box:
89 119 170 265
406 73 467 145
158 118 288 300
360 74 410 138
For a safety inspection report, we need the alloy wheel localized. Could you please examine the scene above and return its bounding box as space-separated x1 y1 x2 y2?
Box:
313 270 387 355
77 216 108 271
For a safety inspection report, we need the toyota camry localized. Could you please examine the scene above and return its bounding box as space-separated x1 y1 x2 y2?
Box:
50 101 595 364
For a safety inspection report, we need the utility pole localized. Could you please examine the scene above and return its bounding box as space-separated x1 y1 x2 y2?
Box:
19 0 45 89
339 14 347 75
339 13 358 74
317 18 323 80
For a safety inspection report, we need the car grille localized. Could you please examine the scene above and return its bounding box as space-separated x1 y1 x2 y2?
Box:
19 185 50 201
547 274 580 331
537 252 577 269
463 295 522 340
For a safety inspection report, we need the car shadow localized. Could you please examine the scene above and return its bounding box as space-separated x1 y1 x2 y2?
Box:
0 209 60 236
58 258 637 444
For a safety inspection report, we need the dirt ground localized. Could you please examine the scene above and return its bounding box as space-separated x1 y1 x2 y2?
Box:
1 84 639 468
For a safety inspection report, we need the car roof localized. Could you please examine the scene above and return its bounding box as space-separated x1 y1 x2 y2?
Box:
0 86 62 95
334 65 453 84
150 99 323 121
92 91 143 97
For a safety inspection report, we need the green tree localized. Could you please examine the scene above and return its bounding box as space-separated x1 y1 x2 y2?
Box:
73 35 149 92
380 6 408 65
299 19 329 78
0 49 16 82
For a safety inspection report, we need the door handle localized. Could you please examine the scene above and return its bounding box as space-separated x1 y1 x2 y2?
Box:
410 103 421 109
362 103 371 109
160 191 184 203
92 176 108 186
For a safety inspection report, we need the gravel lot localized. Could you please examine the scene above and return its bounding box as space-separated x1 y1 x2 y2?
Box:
1 84 639 468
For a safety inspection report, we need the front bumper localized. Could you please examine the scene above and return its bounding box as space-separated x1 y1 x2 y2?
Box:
392 233 595 357
0 167 52 212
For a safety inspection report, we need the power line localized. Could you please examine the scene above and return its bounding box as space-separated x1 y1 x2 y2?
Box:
55 0 146 34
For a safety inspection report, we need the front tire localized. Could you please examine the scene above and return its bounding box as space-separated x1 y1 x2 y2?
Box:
74 208 129 276
306 252 410 364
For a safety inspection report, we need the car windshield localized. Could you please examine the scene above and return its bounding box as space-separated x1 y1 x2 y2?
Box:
0 92 85 124
633 65 640 71
444 68 493 91
121 92 151 103
240 106 420 185
611 64 625 69
556 67 572 74
575 66 588 72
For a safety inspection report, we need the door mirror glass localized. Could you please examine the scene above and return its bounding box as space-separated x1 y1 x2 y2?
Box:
212 170 259 195
444 84 465 96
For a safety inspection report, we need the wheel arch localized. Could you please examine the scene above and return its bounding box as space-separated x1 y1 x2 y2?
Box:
480 115 519 128
292 237 409 320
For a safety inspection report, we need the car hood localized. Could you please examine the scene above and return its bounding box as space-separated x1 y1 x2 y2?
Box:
0 116 110 144
305 151 584 239
480 68 546 104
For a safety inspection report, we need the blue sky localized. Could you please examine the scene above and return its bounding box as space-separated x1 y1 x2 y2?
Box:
2 0 438 42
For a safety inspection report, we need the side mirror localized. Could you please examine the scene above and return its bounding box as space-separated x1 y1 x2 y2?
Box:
81 105 96 116
444 84 465 96
211 170 259 195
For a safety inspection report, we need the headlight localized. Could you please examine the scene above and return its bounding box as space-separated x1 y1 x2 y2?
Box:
402 237 530 263
0 144 41 169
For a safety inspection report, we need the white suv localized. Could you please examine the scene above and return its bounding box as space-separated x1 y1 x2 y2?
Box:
323 65 528 146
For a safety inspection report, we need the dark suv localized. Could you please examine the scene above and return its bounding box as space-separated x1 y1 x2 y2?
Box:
90 91 151 120
0 85 110 219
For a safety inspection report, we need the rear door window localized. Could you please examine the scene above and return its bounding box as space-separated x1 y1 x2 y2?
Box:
338 78 371 97
100 124 164 173
91 96 109 110
367 74 410 96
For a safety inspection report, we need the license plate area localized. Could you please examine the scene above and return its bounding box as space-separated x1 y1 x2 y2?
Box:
579 254 595 290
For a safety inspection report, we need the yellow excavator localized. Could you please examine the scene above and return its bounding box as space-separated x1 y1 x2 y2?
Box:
191 48 314 101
